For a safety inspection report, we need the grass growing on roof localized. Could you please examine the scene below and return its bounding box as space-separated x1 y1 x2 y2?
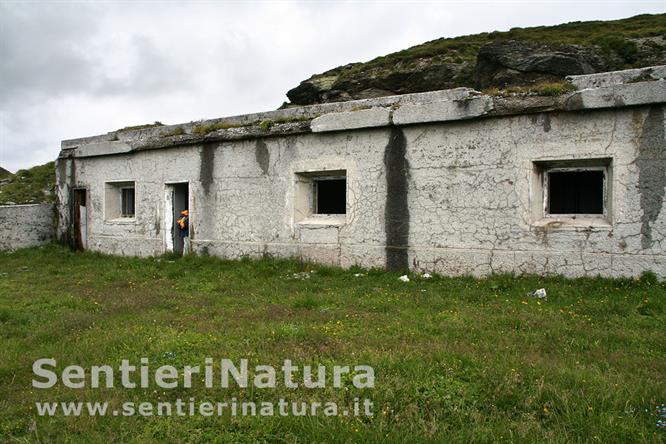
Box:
192 121 242 135
117 122 164 132
482 81 578 97
0 245 664 442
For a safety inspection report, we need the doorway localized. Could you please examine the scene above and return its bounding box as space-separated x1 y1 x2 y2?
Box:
72 189 87 251
165 183 189 255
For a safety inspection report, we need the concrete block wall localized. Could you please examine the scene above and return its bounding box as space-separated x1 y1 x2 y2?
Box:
0 204 54 250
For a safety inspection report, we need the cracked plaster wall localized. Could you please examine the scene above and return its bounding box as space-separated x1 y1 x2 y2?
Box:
0 204 54 250
56 104 666 278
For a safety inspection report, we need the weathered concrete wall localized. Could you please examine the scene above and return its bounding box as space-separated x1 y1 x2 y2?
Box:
55 104 666 278
55 67 666 278
0 204 54 250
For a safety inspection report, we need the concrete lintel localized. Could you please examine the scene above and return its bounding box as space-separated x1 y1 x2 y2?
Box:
567 65 666 89
392 96 494 125
566 80 666 110
311 107 391 132
73 141 132 158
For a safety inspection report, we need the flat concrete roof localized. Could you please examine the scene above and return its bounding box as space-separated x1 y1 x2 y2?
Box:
60 65 666 159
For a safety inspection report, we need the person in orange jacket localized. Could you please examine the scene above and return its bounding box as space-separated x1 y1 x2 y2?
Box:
177 210 190 254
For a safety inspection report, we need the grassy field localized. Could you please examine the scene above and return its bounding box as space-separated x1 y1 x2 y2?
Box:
0 245 664 443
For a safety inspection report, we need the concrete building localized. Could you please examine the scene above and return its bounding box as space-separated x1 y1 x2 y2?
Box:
56 66 666 278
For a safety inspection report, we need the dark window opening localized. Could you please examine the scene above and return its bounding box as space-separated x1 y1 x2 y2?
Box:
548 170 604 214
315 179 346 214
121 188 135 217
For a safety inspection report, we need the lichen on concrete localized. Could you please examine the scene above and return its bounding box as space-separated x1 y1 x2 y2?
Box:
255 139 270 175
199 144 216 195
637 105 666 250
384 127 410 271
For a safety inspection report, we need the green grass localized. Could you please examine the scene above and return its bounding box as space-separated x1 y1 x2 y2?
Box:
192 121 242 135
483 81 578 97
0 161 55 205
192 116 312 136
0 245 664 442
117 122 165 132
161 126 186 137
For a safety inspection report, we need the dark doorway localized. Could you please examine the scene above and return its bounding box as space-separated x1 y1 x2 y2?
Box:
72 189 87 251
172 183 189 256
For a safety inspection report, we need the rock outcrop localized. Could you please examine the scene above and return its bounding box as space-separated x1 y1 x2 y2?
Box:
287 61 473 105
473 40 613 88
284 14 666 106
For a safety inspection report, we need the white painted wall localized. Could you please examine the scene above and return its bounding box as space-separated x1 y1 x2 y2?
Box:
0 204 54 250
55 104 666 278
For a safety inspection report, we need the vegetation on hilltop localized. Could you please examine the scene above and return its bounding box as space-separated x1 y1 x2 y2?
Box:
343 13 665 76
286 14 666 105
0 161 55 205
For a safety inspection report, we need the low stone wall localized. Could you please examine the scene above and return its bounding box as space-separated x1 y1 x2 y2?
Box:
0 204 55 250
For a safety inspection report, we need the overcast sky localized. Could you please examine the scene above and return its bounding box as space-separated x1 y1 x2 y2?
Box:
0 1 664 172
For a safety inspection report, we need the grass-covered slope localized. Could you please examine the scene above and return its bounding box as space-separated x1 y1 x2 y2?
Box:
0 161 55 205
344 13 665 76
0 246 664 441
286 13 666 105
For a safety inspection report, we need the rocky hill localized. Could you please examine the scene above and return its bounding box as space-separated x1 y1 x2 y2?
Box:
285 13 666 105
0 162 55 205
0 167 11 179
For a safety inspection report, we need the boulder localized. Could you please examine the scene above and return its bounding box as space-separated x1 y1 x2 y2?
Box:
286 61 472 105
474 40 612 88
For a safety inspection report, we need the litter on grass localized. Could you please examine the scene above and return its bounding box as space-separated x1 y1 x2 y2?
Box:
399 275 410 282
531 288 547 299
291 272 312 280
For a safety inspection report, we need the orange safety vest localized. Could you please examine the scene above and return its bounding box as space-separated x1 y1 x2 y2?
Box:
178 216 188 230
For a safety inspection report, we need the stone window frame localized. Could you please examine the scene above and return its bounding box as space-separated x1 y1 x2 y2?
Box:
531 158 612 229
104 180 138 222
294 169 347 227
